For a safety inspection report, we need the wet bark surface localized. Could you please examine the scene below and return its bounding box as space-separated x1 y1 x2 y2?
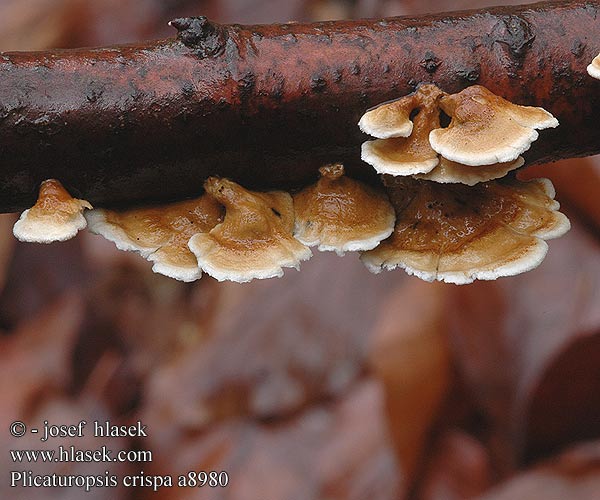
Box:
0 0 599 212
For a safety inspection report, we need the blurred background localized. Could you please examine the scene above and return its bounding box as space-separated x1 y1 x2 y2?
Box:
0 0 599 499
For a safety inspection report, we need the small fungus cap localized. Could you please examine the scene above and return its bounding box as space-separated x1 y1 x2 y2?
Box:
13 179 92 243
587 53 600 80
361 176 570 284
189 177 311 283
86 195 223 282
429 85 558 166
359 94 416 139
360 84 446 176
293 163 396 255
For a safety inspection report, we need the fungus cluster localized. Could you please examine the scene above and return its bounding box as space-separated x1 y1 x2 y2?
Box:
360 84 558 185
11 83 570 285
361 176 570 284
87 178 313 283
85 194 223 282
360 84 444 177
357 84 567 283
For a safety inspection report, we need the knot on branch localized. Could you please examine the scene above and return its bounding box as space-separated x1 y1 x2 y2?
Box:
493 15 535 60
169 17 227 58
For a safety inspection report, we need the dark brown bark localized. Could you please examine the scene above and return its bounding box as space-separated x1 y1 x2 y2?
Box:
0 0 599 212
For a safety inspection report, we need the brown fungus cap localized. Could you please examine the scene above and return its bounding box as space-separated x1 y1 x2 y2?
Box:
358 93 417 139
13 179 92 243
189 177 312 283
361 176 570 285
292 163 396 255
587 53 600 80
360 84 445 176
416 156 525 186
85 195 223 282
429 85 558 166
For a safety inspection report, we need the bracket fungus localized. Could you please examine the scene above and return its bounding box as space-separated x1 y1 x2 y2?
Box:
188 177 312 283
359 85 557 186
416 156 525 186
6 68 570 285
292 163 396 255
13 179 91 243
360 84 444 176
588 53 600 79
429 86 559 166
360 176 570 285
86 196 223 282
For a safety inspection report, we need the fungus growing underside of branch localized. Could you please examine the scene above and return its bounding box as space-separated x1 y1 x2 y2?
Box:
2 2 592 284
13 180 91 243
0 0 599 211
429 86 559 166
292 164 395 255
84 76 565 284
21 164 571 285
85 195 224 282
188 178 312 283
361 176 570 285
360 84 444 176
359 84 557 185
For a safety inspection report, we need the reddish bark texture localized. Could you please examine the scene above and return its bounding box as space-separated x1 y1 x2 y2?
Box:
0 0 599 212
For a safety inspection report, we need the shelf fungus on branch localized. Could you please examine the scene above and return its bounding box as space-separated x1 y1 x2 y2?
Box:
292 163 395 255
188 177 312 283
415 156 525 186
0 1 599 212
86 195 224 282
359 84 558 185
360 84 444 176
13 179 92 243
430 86 559 166
360 176 571 285
588 53 600 79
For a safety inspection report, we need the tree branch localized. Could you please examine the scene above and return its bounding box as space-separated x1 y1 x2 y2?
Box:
0 0 599 212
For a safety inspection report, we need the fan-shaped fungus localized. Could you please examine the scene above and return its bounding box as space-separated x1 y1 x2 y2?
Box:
429 85 558 166
360 84 445 176
358 93 416 139
293 163 395 255
188 177 311 283
13 179 91 243
361 176 570 284
360 84 557 185
86 195 223 282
